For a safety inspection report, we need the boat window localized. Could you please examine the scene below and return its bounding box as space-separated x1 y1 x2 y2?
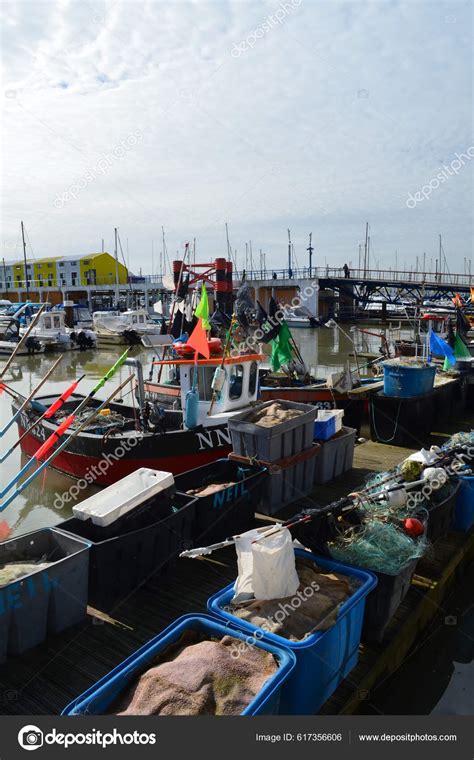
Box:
139 315 145 323
189 366 214 401
249 361 258 396
53 315 61 328
132 315 137 324
229 364 244 400
44 316 52 329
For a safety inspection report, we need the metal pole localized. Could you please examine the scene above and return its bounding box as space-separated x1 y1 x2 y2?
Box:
21 221 29 299
114 227 120 308
364 222 368 276
2 258 8 294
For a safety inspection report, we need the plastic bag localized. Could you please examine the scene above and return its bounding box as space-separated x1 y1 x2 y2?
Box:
233 527 299 603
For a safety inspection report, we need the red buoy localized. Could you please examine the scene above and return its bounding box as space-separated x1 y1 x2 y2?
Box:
403 517 425 538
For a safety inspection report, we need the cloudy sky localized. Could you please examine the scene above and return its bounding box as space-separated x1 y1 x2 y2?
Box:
1 0 472 275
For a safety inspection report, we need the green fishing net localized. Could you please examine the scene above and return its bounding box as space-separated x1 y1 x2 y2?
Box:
328 519 427 575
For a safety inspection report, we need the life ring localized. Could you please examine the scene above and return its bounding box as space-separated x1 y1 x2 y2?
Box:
174 337 222 357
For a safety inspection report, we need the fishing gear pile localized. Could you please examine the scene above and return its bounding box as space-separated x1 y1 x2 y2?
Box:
328 520 427 576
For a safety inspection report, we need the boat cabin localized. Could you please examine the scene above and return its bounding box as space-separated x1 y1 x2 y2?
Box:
154 354 262 429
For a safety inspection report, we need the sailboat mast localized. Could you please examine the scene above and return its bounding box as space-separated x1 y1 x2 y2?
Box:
114 227 120 308
21 221 29 299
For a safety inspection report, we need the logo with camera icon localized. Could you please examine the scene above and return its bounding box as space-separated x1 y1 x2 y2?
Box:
18 725 44 751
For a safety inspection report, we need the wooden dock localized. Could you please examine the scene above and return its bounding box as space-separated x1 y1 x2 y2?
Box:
0 413 473 716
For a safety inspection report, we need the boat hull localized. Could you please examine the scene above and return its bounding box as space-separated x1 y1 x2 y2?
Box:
15 408 233 486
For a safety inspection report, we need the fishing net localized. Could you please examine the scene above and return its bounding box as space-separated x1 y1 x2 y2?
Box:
328 519 427 575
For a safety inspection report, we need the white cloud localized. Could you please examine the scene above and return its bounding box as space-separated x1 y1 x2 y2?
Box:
1 0 472 272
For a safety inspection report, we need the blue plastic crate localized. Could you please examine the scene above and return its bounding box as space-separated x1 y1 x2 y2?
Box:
452 475 474 532
207 548 377 715
61 614 296 716
383 361 436 398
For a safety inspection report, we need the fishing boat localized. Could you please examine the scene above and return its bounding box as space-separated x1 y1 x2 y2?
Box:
20 310 96 351
0 304 44 355
281 304 321 328
93 308 169 347
12 353 263 485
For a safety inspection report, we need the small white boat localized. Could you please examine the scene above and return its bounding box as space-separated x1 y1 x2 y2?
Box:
20 310 96 351
93 308 168 347
281 305 320 328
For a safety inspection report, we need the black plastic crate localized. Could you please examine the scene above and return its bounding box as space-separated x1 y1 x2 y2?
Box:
362 560 418 644
369 391 435 447
174 459 267 543
57 492 196 612
423 481 461 542
0 528 90 663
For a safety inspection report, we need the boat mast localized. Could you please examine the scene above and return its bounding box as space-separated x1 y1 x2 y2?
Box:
307 232 313 277
21 220 29 300
287 228 292 274
114 227 120 308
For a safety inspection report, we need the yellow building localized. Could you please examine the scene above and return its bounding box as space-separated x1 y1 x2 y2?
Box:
2 252 128 295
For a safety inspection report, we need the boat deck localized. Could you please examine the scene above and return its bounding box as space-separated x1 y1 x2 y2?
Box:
0 411 473 716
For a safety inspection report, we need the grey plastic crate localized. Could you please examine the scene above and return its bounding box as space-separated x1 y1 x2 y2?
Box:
0 528 90 663
313 426 357 485
227 400 317 462
261 446 320 515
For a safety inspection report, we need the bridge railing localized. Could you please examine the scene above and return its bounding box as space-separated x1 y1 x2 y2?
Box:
231 267 472 287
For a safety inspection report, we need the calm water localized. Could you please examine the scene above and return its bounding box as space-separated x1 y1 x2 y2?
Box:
1 324 471 716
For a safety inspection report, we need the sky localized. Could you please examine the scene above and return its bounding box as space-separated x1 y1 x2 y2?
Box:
1 0 473 276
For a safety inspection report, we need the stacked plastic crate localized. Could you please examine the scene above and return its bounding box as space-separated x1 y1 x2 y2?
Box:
227 400 319 515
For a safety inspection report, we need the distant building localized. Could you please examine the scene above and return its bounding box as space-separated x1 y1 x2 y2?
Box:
1 252 128 302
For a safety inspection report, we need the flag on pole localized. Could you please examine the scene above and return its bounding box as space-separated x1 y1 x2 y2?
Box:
454 334 471 358
270 320 293 372
256 301 280 343
194 283 211 330
429 330 455 366
187 318 210 359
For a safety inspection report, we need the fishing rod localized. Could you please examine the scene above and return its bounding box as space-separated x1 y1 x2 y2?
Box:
157 244 190 383
0 355 64 437
0 373 135 513
180 442 473 559
0 304 47 379
0 373 86 463
0 351 129 484
207 313 237 416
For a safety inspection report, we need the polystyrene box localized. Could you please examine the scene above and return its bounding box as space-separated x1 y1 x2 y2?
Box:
72 468 175 527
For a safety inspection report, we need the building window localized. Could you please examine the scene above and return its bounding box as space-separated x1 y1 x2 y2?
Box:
59 262 64 267
38 264 42 269
70 261 77 265
84 259 90 264
48 263 53 268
